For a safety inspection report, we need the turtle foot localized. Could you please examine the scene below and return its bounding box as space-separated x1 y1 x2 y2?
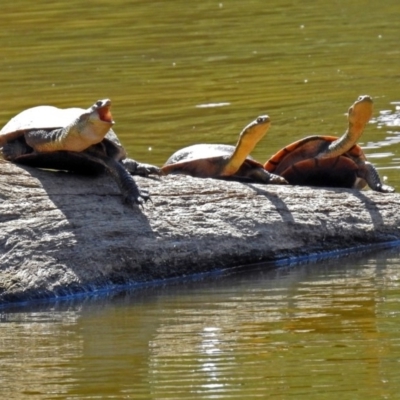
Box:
122 159 161 177
268 173 288 185
123 188 151 208
105 157 153 208
363 162 396 194
377 184 395 193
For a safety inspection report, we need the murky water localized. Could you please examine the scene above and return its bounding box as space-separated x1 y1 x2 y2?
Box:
1 0 400 398
1 247 400 399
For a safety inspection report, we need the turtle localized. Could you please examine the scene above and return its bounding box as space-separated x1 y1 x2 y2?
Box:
161 115 287 184
0 99 160 206
264 95 395 193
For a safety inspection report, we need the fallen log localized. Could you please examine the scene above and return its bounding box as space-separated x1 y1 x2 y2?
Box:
0 159 399 305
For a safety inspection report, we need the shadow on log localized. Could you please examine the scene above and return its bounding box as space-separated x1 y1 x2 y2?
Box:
1 159 399 305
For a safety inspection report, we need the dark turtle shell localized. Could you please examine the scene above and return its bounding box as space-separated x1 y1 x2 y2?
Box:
277 154 361 188
264 135 366 189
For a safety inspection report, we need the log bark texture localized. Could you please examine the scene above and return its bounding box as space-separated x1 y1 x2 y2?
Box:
1 160 399 304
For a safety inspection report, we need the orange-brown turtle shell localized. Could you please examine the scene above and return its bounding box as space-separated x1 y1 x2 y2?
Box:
264 135 366 189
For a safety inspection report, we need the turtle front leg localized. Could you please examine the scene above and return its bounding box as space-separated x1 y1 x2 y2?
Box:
359 161 395 193
122 158 161 177
106 158 151 206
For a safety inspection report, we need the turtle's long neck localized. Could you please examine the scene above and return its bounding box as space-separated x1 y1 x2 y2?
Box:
321 121 362 158
220 116 270 176
222 133 259 175
318 95 373 159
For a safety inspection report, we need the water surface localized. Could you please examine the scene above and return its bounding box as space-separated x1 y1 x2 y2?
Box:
0 0 399 188
1 247 400 399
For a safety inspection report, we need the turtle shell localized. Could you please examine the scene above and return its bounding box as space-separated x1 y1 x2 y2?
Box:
0 102 117 148
162 143 263 178
279 156 361 188
0 103 123 158
264 135 366 188
0 106 84 147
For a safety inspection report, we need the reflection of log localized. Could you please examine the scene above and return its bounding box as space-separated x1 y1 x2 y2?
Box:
1 160 399 304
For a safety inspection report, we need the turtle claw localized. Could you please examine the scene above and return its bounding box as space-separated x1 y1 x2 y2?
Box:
363 162 396 193
138 189 151 204
122 187 151 208
378 184 395 193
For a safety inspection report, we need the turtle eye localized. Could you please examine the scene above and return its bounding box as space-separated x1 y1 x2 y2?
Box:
96 100 104 107
256 117 265 123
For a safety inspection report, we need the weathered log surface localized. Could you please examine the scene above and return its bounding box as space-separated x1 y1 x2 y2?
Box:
1 159 399 304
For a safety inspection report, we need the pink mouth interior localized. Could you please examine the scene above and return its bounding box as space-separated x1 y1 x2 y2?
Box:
98 106 114 123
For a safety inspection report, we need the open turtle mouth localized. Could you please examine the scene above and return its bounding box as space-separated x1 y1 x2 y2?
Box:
98 104 114 124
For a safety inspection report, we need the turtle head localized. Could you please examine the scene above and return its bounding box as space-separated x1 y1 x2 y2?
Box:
240 115 271 143
223 115 271 175
348 95 373 130
74 99 115 144
320 95 373 158
88 99 114 124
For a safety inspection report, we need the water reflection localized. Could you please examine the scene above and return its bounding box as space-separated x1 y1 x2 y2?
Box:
145 251 400 399
0 308 83 398
1 248 400 398
372 103 400 129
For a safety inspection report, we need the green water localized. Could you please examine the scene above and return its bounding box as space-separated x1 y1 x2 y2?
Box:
2 249 400 399
1 0 400 185
1 0 400 398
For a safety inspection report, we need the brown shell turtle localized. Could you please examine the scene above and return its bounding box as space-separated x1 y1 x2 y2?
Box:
0 99 160 206
161 115 287 184
264 95 394 193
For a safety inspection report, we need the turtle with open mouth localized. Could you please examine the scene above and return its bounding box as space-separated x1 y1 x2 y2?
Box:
0 99 160 206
